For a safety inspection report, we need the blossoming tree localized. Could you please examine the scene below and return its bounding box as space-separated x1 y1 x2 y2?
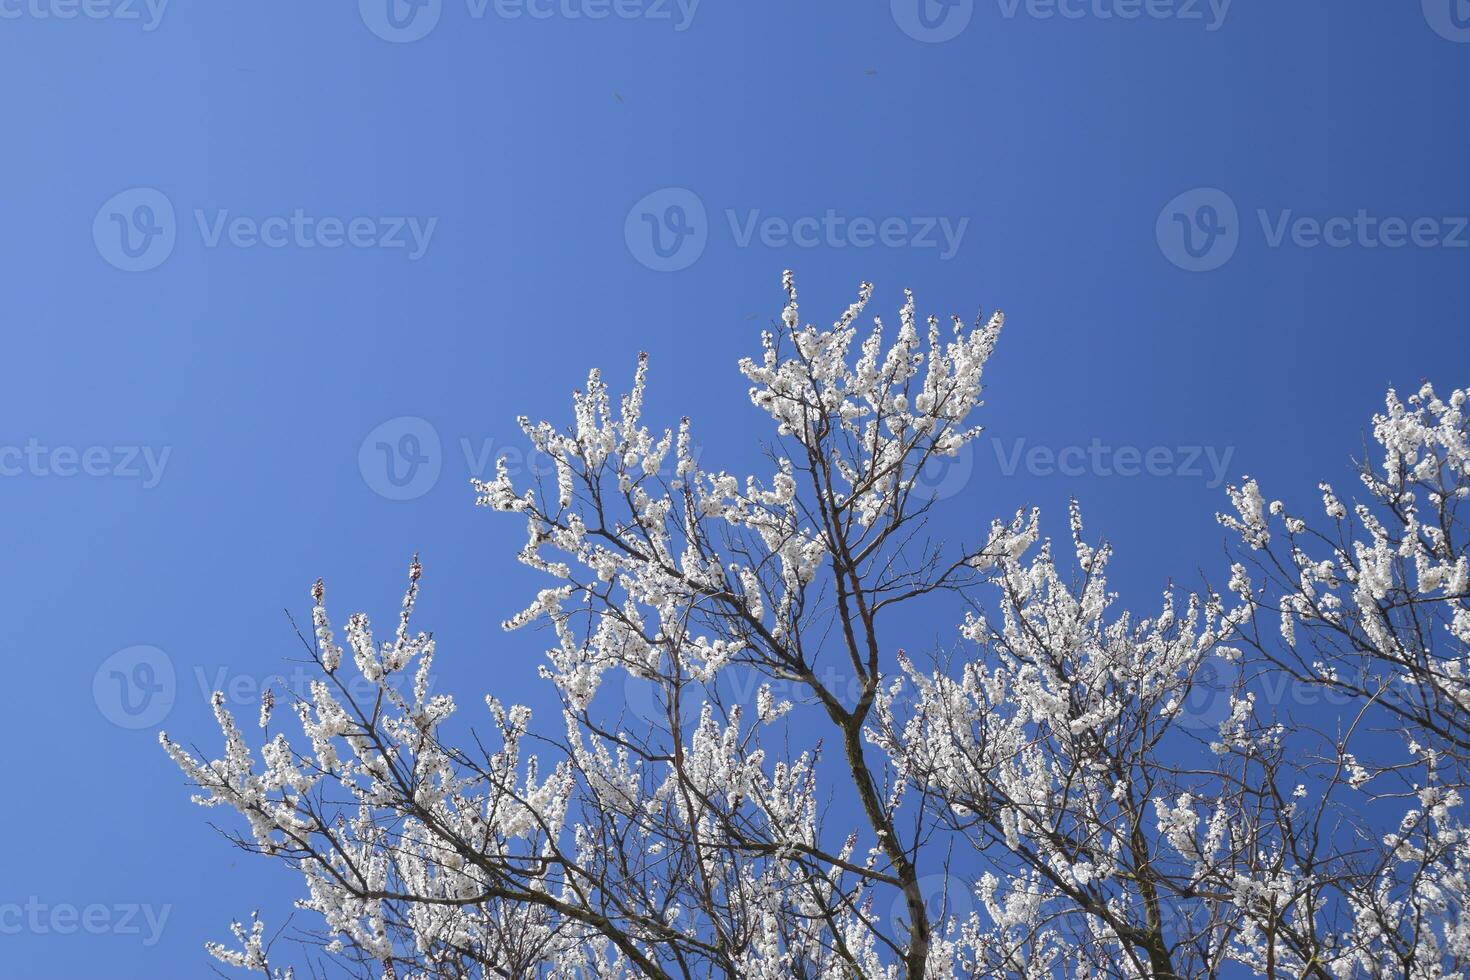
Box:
163 274 1470 979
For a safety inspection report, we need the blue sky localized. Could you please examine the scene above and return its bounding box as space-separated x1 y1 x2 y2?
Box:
2 2 1469 975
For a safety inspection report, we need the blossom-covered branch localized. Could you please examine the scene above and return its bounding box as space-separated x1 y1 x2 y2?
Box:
164 275 1469 979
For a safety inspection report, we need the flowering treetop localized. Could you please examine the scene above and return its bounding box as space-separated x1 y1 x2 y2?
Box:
164 274 1470 980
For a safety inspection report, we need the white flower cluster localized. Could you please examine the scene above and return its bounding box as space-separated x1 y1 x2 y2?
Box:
163 276 1470 979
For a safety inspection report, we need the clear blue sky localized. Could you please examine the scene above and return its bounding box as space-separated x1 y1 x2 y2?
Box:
2 2 1468 975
